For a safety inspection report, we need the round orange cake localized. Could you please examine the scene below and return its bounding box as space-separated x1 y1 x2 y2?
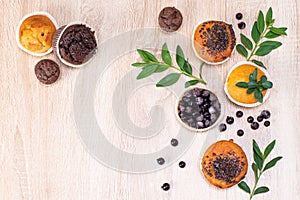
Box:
19 15 56 53
227 64 267 104
193 20 236 63
201 139 248 188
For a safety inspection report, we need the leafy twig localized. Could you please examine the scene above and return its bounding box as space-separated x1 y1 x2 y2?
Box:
132 43 207 88
238 140 282 200
236 68 273 103
236 7 287 68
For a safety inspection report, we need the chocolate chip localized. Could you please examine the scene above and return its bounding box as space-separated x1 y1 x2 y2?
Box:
179 161 186 168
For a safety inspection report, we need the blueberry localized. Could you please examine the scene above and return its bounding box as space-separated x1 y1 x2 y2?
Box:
196 115 204 122
261 110 271 119
161 183 170 191
236 13 243 20
201 90 210 98
157 157 165 165
204 120 210 127
185 106 192 113
195 97 203 105
219 123 227 132
238 22 246 29
236 110 243 118
170 138 178 147
251 122 259 130
264 121 270 127
226 116 234 125
247 116 254 123
179 161 186 168
237 129 244 136
257 115 264 122
197 121 204 128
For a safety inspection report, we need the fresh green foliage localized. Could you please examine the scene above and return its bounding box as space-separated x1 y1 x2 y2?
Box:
237 7 287 68
235 68 273 103
132 43 206 88
238 140 282 200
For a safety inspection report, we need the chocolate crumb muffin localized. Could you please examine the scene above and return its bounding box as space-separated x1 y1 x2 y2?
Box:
58 24 97 65
201 139 248 188
158 7 183 32
35 59 60 84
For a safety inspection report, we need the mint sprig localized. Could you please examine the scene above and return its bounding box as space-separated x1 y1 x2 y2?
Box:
235 68 273 103
238 140 282 200
236 7 287 68
132 43 207 87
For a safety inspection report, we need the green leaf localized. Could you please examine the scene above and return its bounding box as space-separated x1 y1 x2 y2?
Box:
260 75 267 83
155 65 168 72
260 41 282 49
262 81 273 89
249 68 258 82
265 31 280 39
270 27 287 36
247 88 255 94
185 80 200 88
176 45 185 69
251 59 265 68
238 181 251 194
254 186 270 195
257 11 265 33
137 49 158 62
156 73 181 87
236 44 248 58
252 163 259 181
263 156 283 172
263 140 276 159
255 46 273 56
266 7 273 26
241 34 253 50
136 64 158 79
248 82 257 89
253 140 263 159
254 89 263 103
132 62 148 67
251 22 260 43
162 43 172 65
183 60 193 75
236 82 248 88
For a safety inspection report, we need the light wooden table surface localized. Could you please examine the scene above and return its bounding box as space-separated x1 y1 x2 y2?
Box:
0 0 299 199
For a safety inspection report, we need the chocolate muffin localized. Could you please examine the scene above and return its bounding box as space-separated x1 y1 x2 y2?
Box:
35 59 60 84
158 7 183 32
58 24 97 65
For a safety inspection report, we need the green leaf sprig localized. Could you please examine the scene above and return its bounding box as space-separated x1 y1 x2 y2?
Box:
236 68 273 103
236 7 287 68
238 140 282 200
132 43 206 88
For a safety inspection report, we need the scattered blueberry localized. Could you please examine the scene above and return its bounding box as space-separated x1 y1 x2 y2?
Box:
219 123 227 132
179 161 186 168
257 115 264 122
236 13 243 20
238 22 246 29
161 183 170 191
251 122 259 130
237 129 244 137
236 110 243 118
264 121 270 127
171 138 178 147
226 116 234 125
261 110 271 119
247 116 254 123
157 157 165 165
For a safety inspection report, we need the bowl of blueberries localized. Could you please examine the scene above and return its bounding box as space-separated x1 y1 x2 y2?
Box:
176 87 224 132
